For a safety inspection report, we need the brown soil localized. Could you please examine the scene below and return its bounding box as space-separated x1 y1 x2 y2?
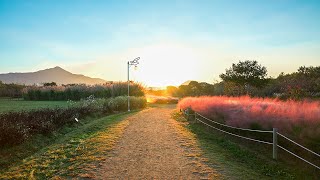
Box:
95 106 221 179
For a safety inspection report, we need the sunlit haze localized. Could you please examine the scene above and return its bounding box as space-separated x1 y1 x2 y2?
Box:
1 0 320 87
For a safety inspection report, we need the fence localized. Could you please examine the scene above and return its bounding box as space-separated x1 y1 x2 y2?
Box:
182 108 320 170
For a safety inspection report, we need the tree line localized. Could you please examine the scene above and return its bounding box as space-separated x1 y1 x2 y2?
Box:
166 60 320 100
0 81 145 100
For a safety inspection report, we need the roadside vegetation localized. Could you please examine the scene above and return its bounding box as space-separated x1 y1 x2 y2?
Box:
172 110 319 179
0 96 146 146
0 110 138 179
178 96 320 151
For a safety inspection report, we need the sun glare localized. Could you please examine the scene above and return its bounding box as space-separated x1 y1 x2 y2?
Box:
131 43 201 87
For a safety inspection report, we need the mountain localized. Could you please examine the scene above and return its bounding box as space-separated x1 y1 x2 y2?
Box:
181 80 194 86
0 66 107 85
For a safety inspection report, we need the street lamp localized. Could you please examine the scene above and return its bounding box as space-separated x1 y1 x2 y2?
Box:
127 57 140 112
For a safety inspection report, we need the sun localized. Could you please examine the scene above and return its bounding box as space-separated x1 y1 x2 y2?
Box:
130 42 201 87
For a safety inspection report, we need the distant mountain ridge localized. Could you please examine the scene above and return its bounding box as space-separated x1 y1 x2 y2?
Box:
181 80 194 86
0 66 107 85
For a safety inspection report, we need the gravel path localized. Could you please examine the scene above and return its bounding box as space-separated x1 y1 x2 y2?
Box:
95 106 220 179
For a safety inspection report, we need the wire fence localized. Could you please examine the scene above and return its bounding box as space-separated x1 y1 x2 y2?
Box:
195 117 273 145
196 113 273 133
182 108 320 170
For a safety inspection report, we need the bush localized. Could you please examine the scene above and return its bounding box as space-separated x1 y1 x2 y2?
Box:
106 96 147 111
0 107 91 145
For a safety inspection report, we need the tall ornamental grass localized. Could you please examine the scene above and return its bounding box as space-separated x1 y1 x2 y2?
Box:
178 96 320 149
22 82 145 101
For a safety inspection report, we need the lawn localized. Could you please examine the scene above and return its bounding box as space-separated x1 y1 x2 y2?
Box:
0 98 70 113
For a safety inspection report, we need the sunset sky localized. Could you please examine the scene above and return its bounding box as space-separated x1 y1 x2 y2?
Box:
1 0 320 87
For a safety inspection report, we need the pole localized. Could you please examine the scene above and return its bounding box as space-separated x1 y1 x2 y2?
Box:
127 61 130 112
273 128 278 160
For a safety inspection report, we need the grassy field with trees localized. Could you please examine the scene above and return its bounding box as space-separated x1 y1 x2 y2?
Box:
0 81 146 167
0 79 147 178
0 96 146 146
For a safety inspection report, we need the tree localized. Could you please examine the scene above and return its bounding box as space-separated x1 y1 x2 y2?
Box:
220 60 268 87
166 86 178 96
298 66 320 77
273 66 320 99
43 82 57 87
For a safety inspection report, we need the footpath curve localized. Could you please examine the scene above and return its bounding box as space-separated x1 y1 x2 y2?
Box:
95 106 221 179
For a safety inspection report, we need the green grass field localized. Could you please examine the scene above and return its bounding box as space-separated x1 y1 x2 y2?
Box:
0 98 70 113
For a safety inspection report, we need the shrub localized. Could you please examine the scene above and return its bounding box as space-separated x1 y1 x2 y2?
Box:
0 107 90 145
107 96 147 111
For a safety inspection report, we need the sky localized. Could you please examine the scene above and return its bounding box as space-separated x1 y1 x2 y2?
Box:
0 0 320 87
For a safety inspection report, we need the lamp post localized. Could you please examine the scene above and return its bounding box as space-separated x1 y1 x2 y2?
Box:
127 57 140 112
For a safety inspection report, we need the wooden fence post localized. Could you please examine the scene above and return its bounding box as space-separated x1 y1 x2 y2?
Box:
273 128 278 160
186 108 190 120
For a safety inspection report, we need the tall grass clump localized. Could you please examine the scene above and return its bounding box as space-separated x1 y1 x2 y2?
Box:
0 96 146 146
0 81 25 98
178 96 320 150
22 82 145 101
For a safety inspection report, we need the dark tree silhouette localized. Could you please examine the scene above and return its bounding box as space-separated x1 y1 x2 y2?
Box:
43 82 57 86
220 60 268 87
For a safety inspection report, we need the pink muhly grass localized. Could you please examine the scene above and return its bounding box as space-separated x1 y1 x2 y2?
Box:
178 96 320 140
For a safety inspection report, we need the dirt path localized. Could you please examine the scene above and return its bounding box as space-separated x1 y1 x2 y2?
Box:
95 106 221 179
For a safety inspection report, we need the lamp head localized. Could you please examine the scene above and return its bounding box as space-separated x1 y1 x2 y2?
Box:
129 57 140 66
